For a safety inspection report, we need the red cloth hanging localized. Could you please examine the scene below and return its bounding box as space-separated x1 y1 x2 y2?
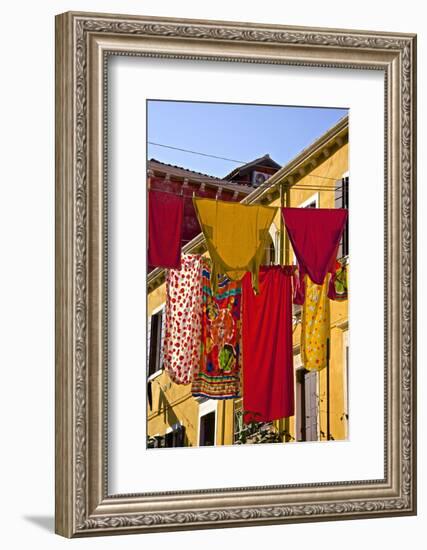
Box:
281 208 348 286
148 189 184 269
242 266 295 424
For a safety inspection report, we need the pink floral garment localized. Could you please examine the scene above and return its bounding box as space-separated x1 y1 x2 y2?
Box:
162 254 203 384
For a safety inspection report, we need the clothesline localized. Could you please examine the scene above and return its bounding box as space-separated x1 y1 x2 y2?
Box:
147 184 342 200
149 171 344 186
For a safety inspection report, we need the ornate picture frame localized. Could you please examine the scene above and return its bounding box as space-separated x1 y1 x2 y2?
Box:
55 11 417 537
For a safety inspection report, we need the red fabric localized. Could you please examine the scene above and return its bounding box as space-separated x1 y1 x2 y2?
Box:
149 176 243 247
282 208 348 286
242 266 295 424
148 190 184 269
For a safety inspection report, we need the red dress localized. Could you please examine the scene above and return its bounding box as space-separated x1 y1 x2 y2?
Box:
242 266 295 424
282 207 348 303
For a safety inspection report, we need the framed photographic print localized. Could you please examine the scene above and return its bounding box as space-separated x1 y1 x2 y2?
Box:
55 11 417 537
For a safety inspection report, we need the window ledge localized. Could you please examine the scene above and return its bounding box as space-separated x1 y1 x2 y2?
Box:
148 369 163 382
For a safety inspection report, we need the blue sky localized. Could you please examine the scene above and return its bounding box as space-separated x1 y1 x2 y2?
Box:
147 100 348 179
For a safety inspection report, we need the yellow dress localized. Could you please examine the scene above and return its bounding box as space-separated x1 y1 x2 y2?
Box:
193 198 277 294
301 274 331 371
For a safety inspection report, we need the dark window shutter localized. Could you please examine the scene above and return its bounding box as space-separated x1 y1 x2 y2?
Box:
164 431 174 447
304 371 318 441
335 176 349 258
296 368 307 442
147 315 152 376
342 176 349 256
148 314 160 377
173 425 186 447
148 307 165 377
159 307 166 369
147 380 153 410
153 435 165 448
163 425 186 448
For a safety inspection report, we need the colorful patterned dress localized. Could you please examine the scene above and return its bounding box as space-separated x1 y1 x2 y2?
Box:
192 258 242 399
300 274 331 371
162 254 203 385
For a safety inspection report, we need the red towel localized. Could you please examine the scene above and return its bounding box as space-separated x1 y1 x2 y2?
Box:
242 266 295 424
148 190 184 269
282 208 348 286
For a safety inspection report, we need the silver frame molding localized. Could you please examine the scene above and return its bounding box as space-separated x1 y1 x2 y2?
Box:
55 11 417 538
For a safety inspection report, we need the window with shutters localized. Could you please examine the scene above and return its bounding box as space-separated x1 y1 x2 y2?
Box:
295 355 319 442
304 370 319 441
335 175 349 258
147 423 186 448
342 330 349 439
147 305 166 378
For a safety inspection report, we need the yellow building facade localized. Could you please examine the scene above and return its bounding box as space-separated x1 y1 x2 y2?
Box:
147 116 349 448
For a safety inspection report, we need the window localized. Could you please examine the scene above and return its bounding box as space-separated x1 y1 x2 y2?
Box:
148 423 186 448
199 412 216 446
198 398 217 446
261 231 276 265
165 424 186 447
335 175 349 258
292 193 319 316
147 305 165 378
295 355 319 442
298 192 319 210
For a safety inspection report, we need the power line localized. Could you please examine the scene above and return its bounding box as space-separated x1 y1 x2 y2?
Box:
148 142 246 164
148 141 344 182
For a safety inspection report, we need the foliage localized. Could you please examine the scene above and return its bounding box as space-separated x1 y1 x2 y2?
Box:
234 410 294 444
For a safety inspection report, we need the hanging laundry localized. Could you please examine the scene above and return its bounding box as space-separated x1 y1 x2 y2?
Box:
300 274 331 371
242 266 295 424
192 258 242 399
148 189 184 269
194 197 277 294
281 207 348 301
282 208 348 371
162 254 203 385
